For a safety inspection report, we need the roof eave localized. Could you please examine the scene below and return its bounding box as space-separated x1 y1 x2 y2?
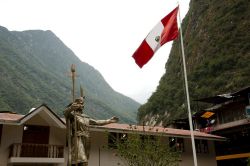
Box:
89 125 225 141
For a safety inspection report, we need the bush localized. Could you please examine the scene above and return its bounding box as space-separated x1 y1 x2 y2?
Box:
111 127 180 166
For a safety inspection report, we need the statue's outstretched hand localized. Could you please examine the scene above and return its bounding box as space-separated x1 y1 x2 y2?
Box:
109 116 119 123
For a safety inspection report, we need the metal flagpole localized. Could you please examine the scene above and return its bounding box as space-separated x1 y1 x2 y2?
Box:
178 5 198 166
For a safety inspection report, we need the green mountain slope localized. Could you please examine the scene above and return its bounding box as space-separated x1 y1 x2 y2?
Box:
137 0 250 125
0 26 140 123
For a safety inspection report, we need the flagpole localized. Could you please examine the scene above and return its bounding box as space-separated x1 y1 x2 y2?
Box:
178 5 198 166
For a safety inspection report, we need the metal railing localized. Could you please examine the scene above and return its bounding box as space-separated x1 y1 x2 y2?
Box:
9 143 64 158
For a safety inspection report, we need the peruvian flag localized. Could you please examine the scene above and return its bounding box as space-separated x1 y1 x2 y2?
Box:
132 7 179 68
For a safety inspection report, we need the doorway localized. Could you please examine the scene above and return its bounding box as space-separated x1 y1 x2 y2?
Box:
21 125 50 157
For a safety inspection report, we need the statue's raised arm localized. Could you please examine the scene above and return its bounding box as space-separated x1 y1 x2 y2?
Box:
64 97 84 119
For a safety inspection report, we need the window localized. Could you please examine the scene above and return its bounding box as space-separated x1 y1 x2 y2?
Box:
246 106 250 118
248 93 250 104
108 132 127 148
108 132 117 148
140 134 156 144
195 140 200 153
169 137 185 152
195 140 209 153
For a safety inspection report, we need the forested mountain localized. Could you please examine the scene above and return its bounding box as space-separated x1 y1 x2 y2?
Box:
137 0 250 126
0 26 140 123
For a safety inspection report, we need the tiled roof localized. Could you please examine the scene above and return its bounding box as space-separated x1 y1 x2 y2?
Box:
91 123 225 141
0 104 65 128
0 112 24 121
0 111 224 141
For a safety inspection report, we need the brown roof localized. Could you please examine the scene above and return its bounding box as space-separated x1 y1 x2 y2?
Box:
0 104 65 128
0 112 224 141
0 113 24 121
91 123 225 141
194 86 250 104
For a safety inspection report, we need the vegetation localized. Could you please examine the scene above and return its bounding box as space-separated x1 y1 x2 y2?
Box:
111 129 180 166
0 26 140 123
137 0 250 125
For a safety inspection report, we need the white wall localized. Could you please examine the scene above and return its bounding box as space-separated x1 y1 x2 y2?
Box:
88 131 218 166
88 131 121 166
25 114 48 126
50 126 67 166
49 126 66 145
180 139 217 166
0 125 23 166
0 124 217 166
0 124 66 166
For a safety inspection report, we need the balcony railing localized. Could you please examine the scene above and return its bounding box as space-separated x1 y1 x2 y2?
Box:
9 143 64 158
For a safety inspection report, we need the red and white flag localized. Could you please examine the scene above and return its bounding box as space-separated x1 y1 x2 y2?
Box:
132 7 179 68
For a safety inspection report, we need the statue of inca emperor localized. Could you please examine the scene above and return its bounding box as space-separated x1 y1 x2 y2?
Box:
64 96 119 166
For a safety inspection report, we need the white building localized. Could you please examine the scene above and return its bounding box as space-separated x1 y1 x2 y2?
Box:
0 104 224 166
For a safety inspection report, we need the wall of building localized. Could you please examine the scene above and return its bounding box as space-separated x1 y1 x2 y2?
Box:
0 123 66 166
0 124 218 166
0 124 23 166
25 114 49 126
86 131 218 166
49 126 66 166
49 126 66 145
216 102 246 125
180 139 217 166
88 131 121 166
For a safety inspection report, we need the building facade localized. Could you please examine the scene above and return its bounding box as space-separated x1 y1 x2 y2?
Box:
193 86 250 166
0 104 224 166
0 105 66 166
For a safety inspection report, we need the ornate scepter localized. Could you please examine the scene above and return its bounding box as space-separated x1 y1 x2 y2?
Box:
66 64 78 166
71 64 79 166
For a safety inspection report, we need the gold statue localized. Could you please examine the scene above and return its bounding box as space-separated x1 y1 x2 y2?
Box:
64 96 119 166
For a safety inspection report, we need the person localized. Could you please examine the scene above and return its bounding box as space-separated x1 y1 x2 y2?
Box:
64 97 119 166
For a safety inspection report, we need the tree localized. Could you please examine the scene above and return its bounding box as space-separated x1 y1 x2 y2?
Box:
110 126 180 166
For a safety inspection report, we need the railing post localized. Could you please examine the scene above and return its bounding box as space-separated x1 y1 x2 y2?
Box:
9 144 13 158
17 144 21 157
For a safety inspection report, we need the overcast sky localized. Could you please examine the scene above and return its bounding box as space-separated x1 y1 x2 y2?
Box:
0 0 190 104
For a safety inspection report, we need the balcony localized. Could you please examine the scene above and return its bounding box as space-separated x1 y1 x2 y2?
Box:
212 118 250 131
198 118 250 134
9 143 64 164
